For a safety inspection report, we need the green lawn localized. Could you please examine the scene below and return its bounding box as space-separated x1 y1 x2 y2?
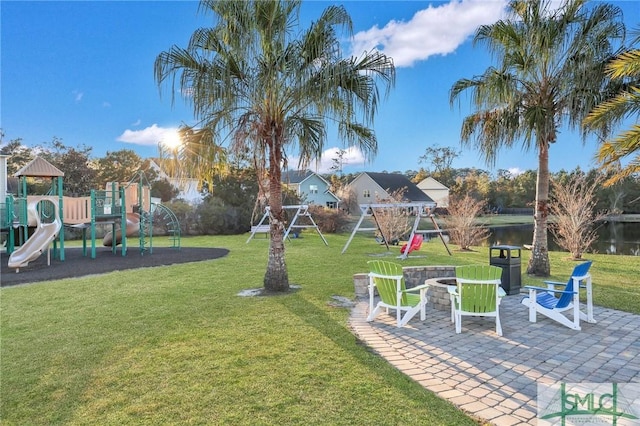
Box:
1 233 638 425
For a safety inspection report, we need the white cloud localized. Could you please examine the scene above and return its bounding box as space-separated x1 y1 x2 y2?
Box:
508 167 524 177
102 101 111 108
72 90 84 102
349 0 507 67
117 124 179 147
292 146 366 174
131 118 141 126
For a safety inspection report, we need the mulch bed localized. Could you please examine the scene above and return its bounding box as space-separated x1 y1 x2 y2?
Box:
1 246 229 287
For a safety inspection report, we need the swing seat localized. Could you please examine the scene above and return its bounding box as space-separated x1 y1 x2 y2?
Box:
400 234 423 254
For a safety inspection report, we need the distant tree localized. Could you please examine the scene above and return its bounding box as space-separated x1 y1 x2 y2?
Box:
0 138 34 175
592 169 640 214
412 168 429 184
139 159 161 182
96 149 143 186
194 166 261 235
488 169 512 210
151 179 179 202
450 169 491 201
451 167 491 181
330 149 347 177
404 169 418 181
326 174 342 195
511 170 537 208
40 138 97 196
198 167 273 235
418 145 460 187
450 0 624 276
213 167 259 209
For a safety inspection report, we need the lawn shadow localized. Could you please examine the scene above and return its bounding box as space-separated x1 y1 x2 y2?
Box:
274 290 459 405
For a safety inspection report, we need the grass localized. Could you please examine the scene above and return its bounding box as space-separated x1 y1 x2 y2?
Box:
2 232 638 425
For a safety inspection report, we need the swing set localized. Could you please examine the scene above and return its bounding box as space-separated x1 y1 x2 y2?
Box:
341 202 452 259
246 204 328 245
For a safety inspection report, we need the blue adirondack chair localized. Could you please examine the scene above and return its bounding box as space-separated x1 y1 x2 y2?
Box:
521 261 595 330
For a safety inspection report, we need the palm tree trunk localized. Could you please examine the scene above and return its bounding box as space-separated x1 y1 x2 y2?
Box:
263 133 289 292
526 142 551 276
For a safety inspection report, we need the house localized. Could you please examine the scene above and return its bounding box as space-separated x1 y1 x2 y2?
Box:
147 159 203 204
416 177 449 208
347 172 435 206
282 170 340 208
0 156 19 199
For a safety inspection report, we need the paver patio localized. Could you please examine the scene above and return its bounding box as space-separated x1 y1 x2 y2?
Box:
349 292 640 425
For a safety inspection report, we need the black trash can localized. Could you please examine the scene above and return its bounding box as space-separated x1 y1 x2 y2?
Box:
489 245 521 295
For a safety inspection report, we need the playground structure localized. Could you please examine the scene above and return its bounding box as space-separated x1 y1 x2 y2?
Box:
1 157 181 272
246 204 328 245
2 157 66 268
63 177 153 258
6 196 62 272
341 202 451 259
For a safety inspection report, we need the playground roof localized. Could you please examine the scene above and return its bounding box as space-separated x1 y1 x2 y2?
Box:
14 156 64 178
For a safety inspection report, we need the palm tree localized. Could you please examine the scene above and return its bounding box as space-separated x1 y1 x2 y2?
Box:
584 28 640 186
155 0 395 291
449 0 624 276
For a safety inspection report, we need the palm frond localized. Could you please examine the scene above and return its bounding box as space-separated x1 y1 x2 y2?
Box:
606 49 640 79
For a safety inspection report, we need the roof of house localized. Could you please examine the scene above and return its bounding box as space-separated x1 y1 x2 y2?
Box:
417 176 449 190
282 170 314 184
363 172 434 202
282 170 333 186
14 156 64 178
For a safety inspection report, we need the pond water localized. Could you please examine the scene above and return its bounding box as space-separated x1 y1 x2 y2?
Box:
482 221 640 256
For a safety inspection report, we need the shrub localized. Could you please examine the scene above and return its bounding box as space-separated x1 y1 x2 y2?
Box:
372 188 412 244
336 186 359 214
307 205 349 233
196 197 251 235
443 194 490 250
549 173 606 259
158 200 197 235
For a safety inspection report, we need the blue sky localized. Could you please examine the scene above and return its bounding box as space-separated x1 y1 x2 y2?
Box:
2 0 639 176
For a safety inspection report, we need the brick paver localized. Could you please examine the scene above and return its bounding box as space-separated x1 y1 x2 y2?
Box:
349 293 640 426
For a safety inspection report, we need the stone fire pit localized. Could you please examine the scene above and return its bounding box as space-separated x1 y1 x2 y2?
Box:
424 276 456 311
354 265 456 311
